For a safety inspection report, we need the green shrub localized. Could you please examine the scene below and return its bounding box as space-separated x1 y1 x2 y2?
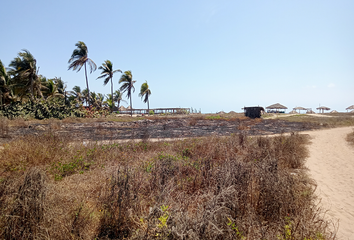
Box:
0 99 85 120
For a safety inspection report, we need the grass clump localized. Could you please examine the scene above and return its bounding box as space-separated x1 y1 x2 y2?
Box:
0 131 336 239
346 129 354 145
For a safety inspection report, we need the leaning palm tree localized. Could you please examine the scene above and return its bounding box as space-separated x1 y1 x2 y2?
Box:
119 70 136 116
97 60 122 110
8 49 39 101
139 81 152 113
68 41 96 102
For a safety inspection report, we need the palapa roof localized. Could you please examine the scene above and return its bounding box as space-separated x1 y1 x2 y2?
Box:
118 106 127 111
316 106 330 110
293 107 307 110
266 103 287 109
346 105 354 110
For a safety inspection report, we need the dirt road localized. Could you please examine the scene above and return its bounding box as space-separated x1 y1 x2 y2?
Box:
305 126 354 240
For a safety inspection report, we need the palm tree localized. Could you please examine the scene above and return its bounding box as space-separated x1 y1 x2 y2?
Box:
89 92 105 109
52 77 67 104
68 41 96 102
97 60 122 110
82 88 89 106
119 70 136 116
113 90 127 110
0 60 11 106
8 49 39 101
68 86 84 105
139 81 151 113
43 79 64 100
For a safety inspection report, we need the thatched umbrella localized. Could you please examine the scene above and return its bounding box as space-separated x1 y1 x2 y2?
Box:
118 106 127 111
293 106 307 114
316 106 330 113
346 105 354 112
266 103 287 113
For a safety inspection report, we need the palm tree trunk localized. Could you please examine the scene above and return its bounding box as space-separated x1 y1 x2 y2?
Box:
110 77 114 112
130 90 133 117
84 62 90 105
0 90 3 107
30 76 35 102
147 99 150 114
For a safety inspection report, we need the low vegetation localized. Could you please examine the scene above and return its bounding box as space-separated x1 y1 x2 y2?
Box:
274 113 354 127
346 129 354 145
0 127 336 239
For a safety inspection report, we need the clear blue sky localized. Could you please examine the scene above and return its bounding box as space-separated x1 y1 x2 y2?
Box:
1 0 353 113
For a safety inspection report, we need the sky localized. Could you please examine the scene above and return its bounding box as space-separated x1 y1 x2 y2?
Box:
1 0 353 113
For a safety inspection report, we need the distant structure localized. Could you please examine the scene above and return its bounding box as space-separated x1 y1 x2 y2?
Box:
266 103 287 113
306 109 316 114
243 106 265 119
119 107 190 115
293 106 307 114
346 105 354 112
316 106 330 113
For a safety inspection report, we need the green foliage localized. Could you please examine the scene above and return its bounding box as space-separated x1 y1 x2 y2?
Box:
205 115 222 120
50 155 92 180
277 217 292 240
157 205 170 229
149 110 154 115
0 100 85 120
227 218 245 239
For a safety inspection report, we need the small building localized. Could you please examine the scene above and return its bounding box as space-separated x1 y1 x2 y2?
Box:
243 106 265 119
266 103 287 113
316 106 330 113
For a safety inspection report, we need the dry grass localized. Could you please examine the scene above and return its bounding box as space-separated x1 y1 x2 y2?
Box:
0 117 10 137
346 129 354 146
0 127 337 239
279 114 354 127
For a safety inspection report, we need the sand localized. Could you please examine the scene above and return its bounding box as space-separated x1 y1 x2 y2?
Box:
305 126 354 240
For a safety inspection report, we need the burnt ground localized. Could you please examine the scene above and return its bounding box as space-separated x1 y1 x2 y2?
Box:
0 117 321 144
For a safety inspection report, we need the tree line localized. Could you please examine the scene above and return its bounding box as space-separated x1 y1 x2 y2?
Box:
0 41 151 116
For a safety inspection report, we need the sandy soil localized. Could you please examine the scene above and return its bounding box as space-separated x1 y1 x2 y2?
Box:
305 126 354 240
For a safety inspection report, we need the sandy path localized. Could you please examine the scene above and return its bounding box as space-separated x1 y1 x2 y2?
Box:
305 127 354 240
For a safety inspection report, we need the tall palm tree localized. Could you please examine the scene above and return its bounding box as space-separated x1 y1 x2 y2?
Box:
139 81 151 113
97 60 122 110
8 49 39 101
119 70 136 116
68 41 96 102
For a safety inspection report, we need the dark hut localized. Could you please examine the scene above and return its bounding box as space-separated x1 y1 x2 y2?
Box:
243 106 265 119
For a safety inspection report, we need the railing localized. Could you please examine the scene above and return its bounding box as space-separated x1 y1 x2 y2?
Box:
118 108 190 115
